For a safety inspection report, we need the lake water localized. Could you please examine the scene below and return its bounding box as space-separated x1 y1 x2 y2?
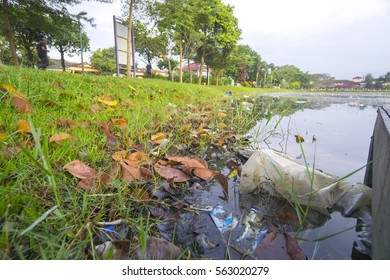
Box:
246 92 390 259
158 92 390 260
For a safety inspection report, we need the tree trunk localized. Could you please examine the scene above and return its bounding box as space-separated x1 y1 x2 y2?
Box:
60 46 66 71
256 71 259 87
206 65 210 85
179 33 183 83
215 69 220 86
188 58 192 83
126 0 134 78
198 46 205 85
2 0 19 66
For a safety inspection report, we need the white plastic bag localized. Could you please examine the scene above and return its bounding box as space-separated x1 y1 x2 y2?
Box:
239 149 372 209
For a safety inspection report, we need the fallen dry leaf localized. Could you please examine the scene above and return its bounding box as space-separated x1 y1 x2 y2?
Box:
294 135 305 143
190 167 219 181
96 96 118 106
0 83 18 94
180 123 192 131
120 160 143 181
17 119 31 134
111 118 128 129
56 118 77 129
64 160 98 179
99 122 118 149
151 132 166 144
12 96 33 114
77 162 119 191
0 131 7 141
52 80 64 89
214 173 229 201
130 187 150 201
112 150 127 161
90 103 103 114
121 99 132 107
49 132 73 147
132 237 181 260
153 163 192 183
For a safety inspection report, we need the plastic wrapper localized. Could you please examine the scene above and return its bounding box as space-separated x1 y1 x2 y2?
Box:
239 149 372 210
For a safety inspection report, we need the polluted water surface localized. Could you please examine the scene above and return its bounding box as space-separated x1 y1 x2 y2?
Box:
151 93 390 260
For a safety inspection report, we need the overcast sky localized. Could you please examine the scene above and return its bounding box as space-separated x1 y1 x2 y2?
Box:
55 0 390 79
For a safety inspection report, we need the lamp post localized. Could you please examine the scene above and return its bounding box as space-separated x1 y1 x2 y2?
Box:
77 11 87 75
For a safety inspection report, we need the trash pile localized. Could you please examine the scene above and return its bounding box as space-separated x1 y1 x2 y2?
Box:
91 148 372 259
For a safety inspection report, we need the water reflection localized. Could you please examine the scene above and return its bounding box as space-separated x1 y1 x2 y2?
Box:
245 94 388 259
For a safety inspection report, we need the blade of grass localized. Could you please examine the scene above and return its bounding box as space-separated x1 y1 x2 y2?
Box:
20 205 59 236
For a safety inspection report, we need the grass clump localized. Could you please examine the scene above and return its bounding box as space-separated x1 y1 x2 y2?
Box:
0 65 270 259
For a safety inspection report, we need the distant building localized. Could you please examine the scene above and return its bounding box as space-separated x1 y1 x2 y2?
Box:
183 63 209 77
68 63 101 74
352 76 364 83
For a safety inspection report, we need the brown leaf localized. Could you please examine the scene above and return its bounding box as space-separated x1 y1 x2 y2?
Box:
127 151 149 163
214 173 229 201
17 119 31 134
90 103 103 114
49 132 73 147
153 163 192 183
56 118 77 129
12 96 33 114
112 150 127 161
77 162 119 191
52 80 64 89
148 205 181 220
167 156 208 169
130 187 150 201
285 233 307 260
99 162 120 188
120 160 142 181
111 118 128 129
64 160 98 179
99 122 118 149
253 231 306 260
121 99 132 107
136 237 182 260
191 167 219 181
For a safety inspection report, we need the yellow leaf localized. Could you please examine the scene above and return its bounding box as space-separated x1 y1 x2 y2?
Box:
128 84 136 92
180 123 192 131
97 98 118 106
0 83 18 94
111 118 128 129
151 132 166 144
227 168 238 179
18 119 31 134
294 135 305 143
217 112 227 118
0 132 7 141
217 123 226 128
49 132 73 147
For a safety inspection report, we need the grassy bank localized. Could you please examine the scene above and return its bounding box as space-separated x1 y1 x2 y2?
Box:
0 66 271 259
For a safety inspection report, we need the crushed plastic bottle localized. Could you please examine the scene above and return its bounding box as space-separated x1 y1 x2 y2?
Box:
235 206 267 252
210 205 238 233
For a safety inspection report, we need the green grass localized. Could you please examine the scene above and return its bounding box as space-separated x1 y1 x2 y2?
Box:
0 65 273 260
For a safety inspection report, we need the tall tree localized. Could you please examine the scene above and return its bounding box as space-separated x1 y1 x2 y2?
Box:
2 0 18 65
90 47 116 73
193 0 241 85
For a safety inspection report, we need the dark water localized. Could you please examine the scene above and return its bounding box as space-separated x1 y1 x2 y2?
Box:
245 93 390 259
159 93 390 260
